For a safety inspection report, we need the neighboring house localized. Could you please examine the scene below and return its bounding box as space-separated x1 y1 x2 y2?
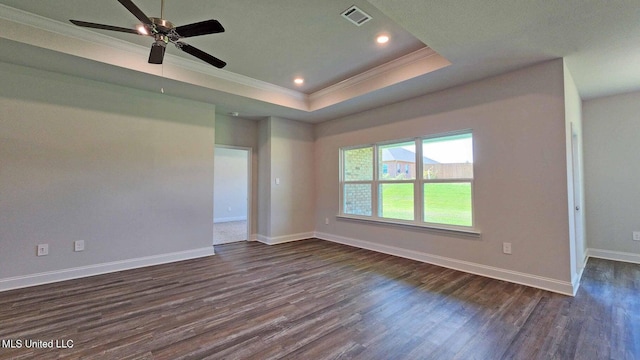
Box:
380 147 474 179
380 147 438 179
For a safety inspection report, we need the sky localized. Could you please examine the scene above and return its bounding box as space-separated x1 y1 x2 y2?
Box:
397 136 473 163
422 137 473 163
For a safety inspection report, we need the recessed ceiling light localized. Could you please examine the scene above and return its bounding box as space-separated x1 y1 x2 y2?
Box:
294 78 304 85
376 35 390 44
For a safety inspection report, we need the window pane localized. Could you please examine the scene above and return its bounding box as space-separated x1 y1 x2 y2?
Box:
344 184 372 216
424 183 472 226
344 147 373 181
423 133 473 179
379 183 414 220
379 141 416 180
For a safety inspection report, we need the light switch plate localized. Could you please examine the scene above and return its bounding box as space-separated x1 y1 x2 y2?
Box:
633 232 640 241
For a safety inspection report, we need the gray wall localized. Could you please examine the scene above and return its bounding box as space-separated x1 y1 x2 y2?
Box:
269 117 315 238
583 91 640 256
314 60 573 284
0 62 216 281
258 117 315 240
258 118 272 237
1 57 594 292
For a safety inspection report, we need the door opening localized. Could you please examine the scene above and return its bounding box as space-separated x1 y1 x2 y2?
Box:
213 146 250 245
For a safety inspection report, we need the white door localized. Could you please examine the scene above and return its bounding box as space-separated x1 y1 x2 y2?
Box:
213 146 250 244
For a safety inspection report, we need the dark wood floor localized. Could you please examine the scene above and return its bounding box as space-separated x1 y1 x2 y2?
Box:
0 239 638 360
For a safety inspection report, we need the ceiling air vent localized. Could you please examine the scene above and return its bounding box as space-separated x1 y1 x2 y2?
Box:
341 5 372 26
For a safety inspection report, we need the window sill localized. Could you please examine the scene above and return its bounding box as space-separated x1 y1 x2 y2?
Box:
336 214 481 237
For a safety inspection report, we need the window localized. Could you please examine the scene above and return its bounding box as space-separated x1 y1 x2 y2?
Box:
339 131 474 231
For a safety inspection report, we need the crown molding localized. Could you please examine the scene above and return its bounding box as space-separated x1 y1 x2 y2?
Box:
311 47 436 100
0 4 148 57
308 47 451 111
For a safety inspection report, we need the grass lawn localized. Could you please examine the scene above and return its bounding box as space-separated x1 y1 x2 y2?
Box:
380 182 472 226
380 184 414 220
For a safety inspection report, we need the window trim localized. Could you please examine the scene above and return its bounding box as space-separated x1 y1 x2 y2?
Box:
338 130 478 235
336 213 481 236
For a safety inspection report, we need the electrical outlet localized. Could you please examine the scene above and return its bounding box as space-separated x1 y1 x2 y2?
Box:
502 242 512 255
227 206 232 212
74 240 85 252
325 217 329 225
37 244 49 256
633 232 640 241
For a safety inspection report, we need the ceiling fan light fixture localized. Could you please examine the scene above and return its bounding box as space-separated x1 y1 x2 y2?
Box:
136 25 148 35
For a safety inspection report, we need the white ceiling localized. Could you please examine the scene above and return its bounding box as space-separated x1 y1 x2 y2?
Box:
1 1 639 123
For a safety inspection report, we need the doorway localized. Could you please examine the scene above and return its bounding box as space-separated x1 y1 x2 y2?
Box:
213 146 250 245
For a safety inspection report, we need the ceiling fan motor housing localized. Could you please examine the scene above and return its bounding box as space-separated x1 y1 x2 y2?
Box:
148 17 171 64
149 17 174 33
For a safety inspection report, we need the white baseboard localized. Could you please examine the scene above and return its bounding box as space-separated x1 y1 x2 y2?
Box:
571 270 582 296
256 232 314 245
570 251 589 296
314 231 575 296
0 247 216 293
214 216 247 223
587 248 640 264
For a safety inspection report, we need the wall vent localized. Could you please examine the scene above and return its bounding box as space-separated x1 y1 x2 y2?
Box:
341 5 372 26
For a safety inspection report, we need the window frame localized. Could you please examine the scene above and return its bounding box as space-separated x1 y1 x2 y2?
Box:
338 130 479 236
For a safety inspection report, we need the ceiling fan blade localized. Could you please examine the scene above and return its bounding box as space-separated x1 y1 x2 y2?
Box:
70 20 140 34
117 0 153 26
177 42 226 68
148 43 166 64
175 20 225 38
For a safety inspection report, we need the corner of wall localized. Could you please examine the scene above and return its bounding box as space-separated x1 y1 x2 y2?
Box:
562 59 586 286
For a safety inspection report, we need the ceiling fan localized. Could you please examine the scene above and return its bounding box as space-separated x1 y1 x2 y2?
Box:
70 0 226 68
